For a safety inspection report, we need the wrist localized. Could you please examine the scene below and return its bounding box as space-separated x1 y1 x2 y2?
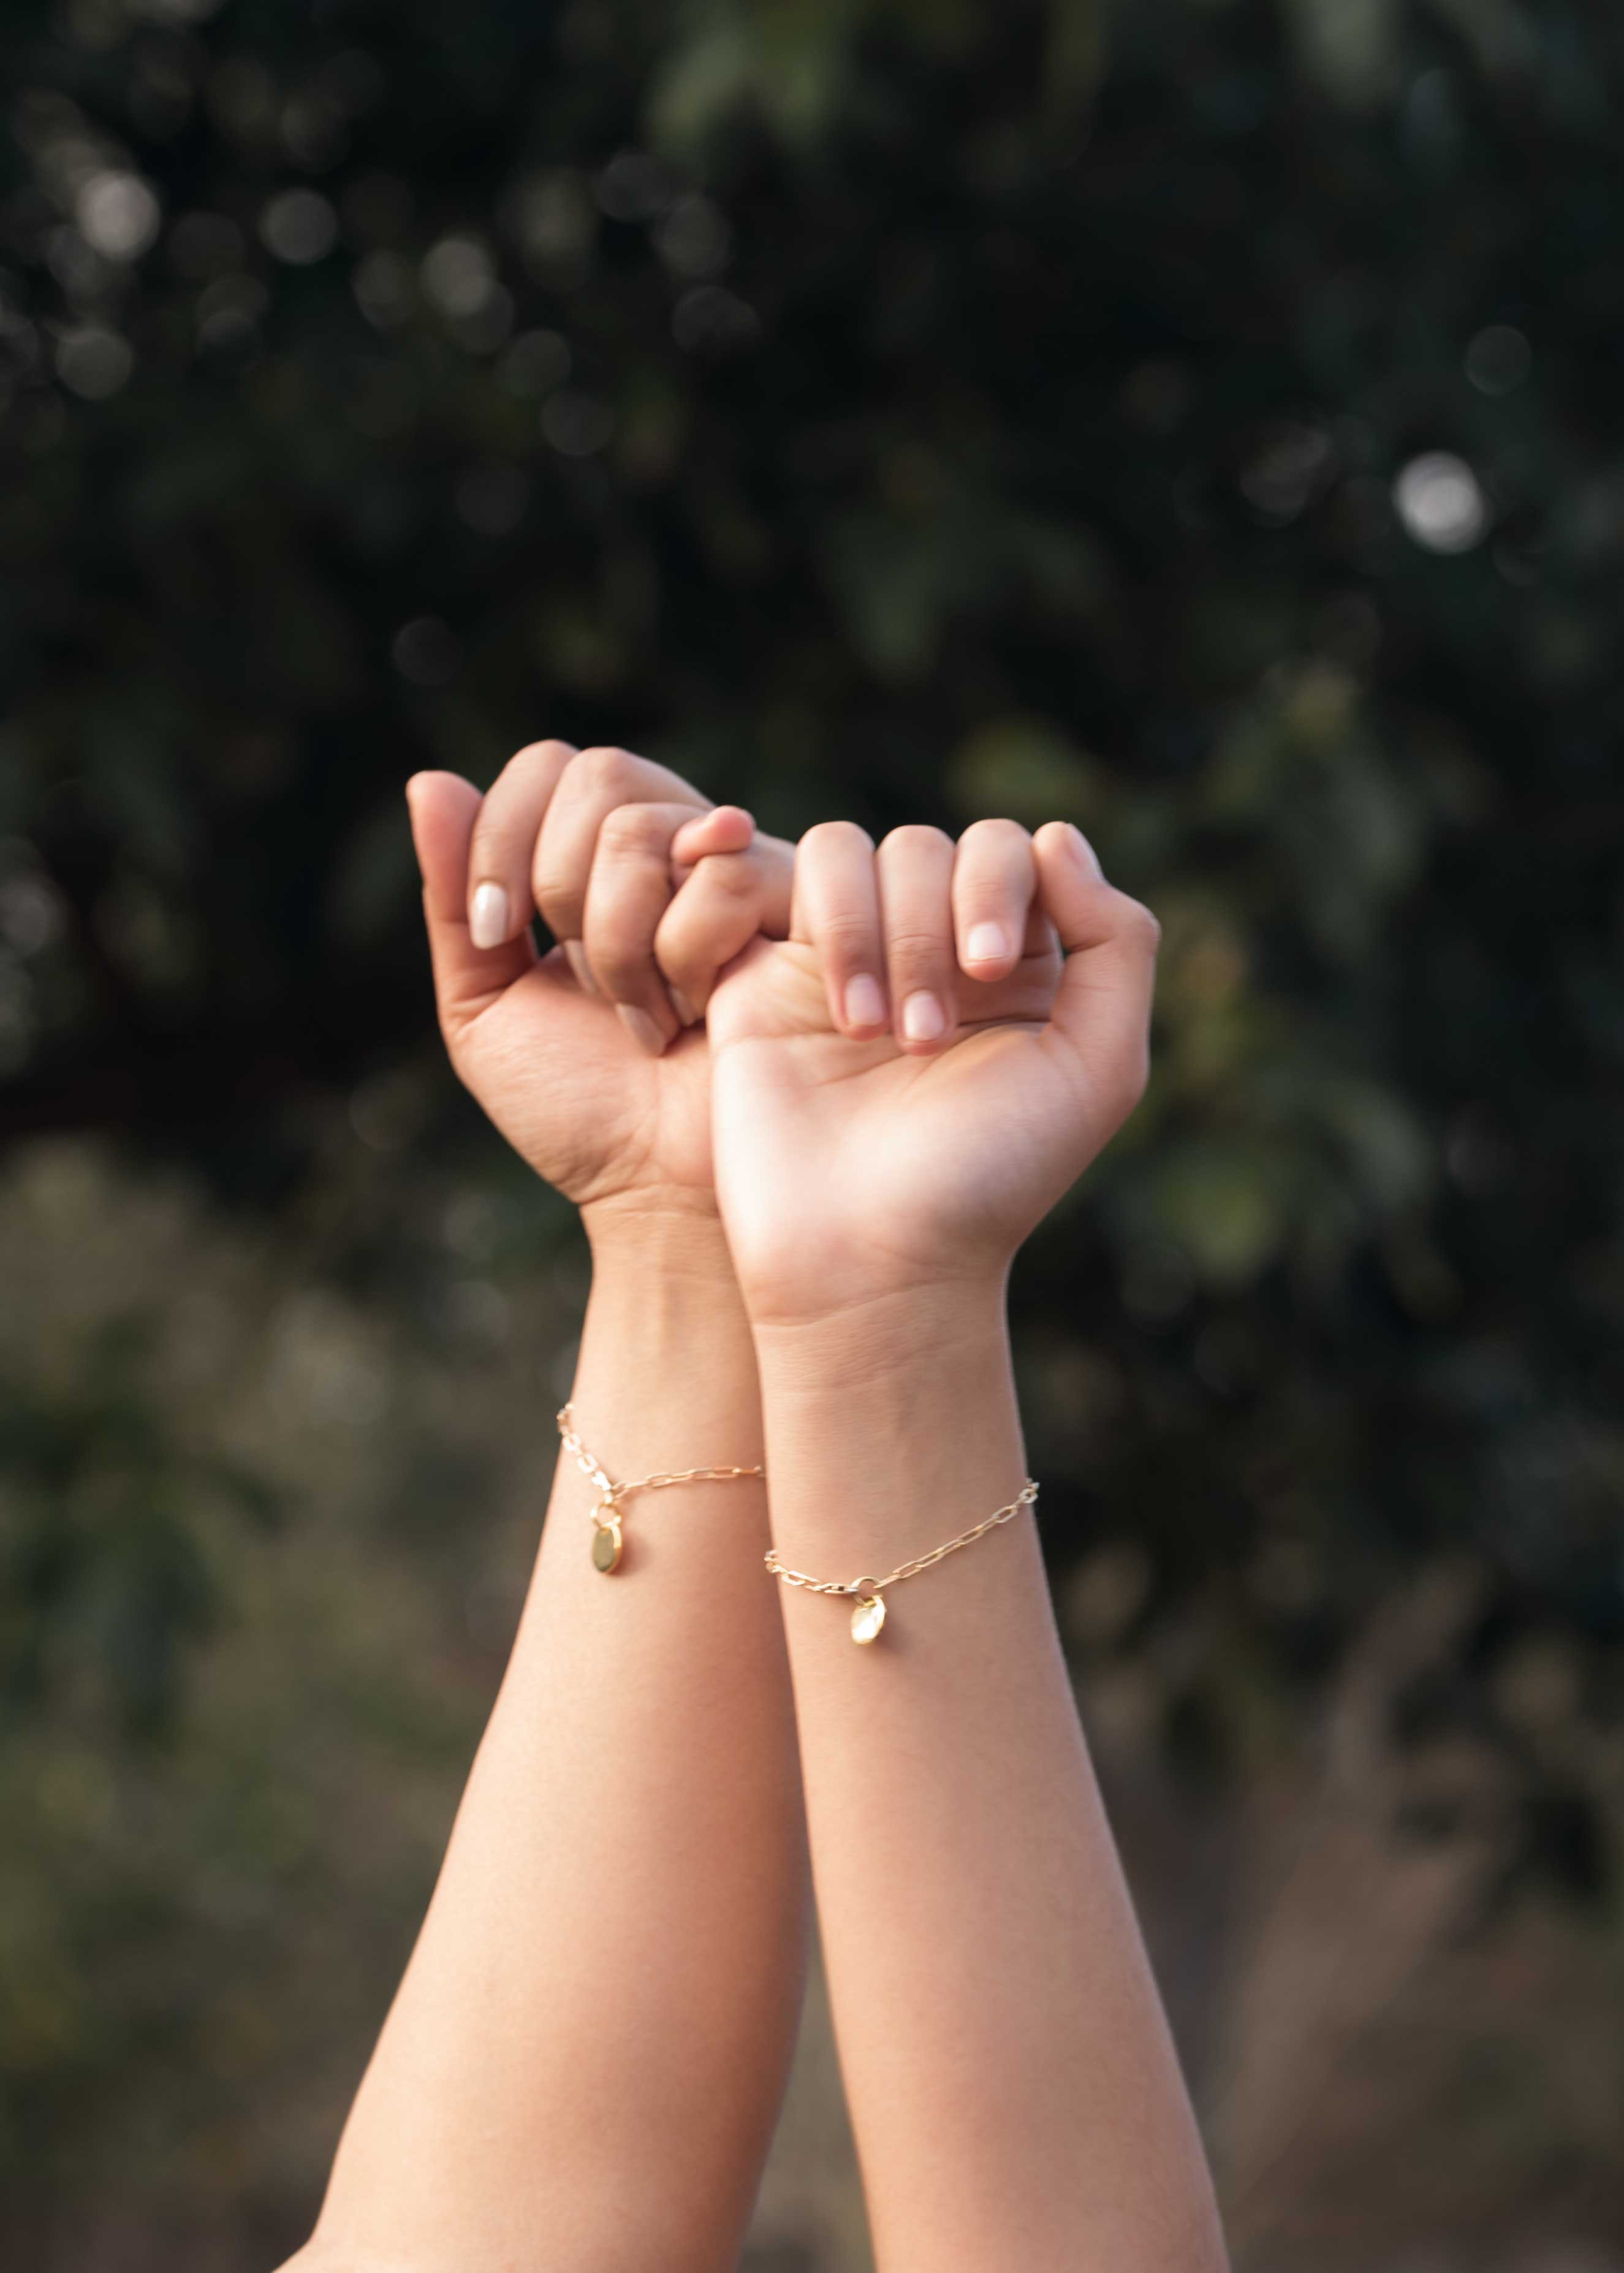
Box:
749 1275 1012 1398
582 1192 736 1288
751 1284 1026 1571
571 1201 762 1471
583 1197 753 1356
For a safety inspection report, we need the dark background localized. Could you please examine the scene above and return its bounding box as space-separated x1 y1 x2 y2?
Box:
2 2 1621 2267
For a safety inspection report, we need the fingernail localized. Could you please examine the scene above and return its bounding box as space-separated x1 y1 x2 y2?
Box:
669 986 697 1026
564 941 599 996
901 990 946 1044
469 882 508 949
617 1004 667 1057
965 920 1010 966
844 974 886 1031
1067 824 1103 877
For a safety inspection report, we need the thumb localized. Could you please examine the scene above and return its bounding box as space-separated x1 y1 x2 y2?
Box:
406 772 536 1040
1033 822 1161 1136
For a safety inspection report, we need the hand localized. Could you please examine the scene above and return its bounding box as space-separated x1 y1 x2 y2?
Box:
707 819 1161 1326
407 742 792 1232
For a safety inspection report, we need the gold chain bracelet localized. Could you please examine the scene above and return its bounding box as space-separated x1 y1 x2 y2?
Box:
765 1478 1039 1645
556 1403 765 1575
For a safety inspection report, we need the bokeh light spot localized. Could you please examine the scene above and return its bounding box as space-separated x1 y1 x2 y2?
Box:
56 326 132 399
76 173 162 262
259 189 338 265
1392 452 1487 553
420 235 496 319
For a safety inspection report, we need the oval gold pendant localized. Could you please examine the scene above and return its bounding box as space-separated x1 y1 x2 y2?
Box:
591 1514 623 1574
850 1593 886 1645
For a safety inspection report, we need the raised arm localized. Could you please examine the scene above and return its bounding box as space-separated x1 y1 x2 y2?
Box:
290 745 807 2273
706 819 1227 2273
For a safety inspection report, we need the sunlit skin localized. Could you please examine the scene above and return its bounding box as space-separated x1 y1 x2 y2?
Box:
293 749 806 2273
708 818 1161 1319
408 740 793 1215
287 747 1226 2273
705 821 1226 2272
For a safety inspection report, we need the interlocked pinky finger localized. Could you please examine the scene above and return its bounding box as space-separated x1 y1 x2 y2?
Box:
579 802 696 1054
654 834 794 1022
791 821 887 1036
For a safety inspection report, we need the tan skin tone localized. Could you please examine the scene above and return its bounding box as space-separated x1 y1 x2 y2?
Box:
287 748 805 2273
413 738 795 1212
286 747 1225 2273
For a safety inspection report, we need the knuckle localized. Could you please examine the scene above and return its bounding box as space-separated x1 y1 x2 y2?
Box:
507 736 574 772
474 743 572 854
597 801 672 860
530 861 576 924
567 744 639 803
958 815 1030 853
813 914 878 968
800 818 873 859
880 823 954 862
468 799 515 865
1033 816 1084 850
885 923 954 970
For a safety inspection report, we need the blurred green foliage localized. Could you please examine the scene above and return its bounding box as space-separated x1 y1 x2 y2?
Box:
1 0 1622 2255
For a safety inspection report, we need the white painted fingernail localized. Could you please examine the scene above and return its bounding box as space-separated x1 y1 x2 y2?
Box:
469 882 508 949
669 987 697 1026
617 1004 667 1057
965 920 1011 966
564 941 599 996
901 990 946 1044
844 974 886 1031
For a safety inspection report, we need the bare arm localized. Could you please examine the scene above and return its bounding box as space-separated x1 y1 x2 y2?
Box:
289 748 806 2273
708 818 1227 2272
305 1215 805 2273
754 1300 1219 2271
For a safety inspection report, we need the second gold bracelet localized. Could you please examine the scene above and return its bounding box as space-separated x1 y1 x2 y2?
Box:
764 1479 1039 1644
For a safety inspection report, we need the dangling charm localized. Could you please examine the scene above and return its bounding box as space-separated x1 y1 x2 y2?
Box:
591 1504 624 1574
849 1593 886 1645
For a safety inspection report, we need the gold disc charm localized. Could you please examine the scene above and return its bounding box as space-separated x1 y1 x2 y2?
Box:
591 1509 623 1574
850 1593 886 1645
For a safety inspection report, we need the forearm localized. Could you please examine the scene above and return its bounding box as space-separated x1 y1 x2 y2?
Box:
309 1210 808 2273
754 1285 1225 2273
